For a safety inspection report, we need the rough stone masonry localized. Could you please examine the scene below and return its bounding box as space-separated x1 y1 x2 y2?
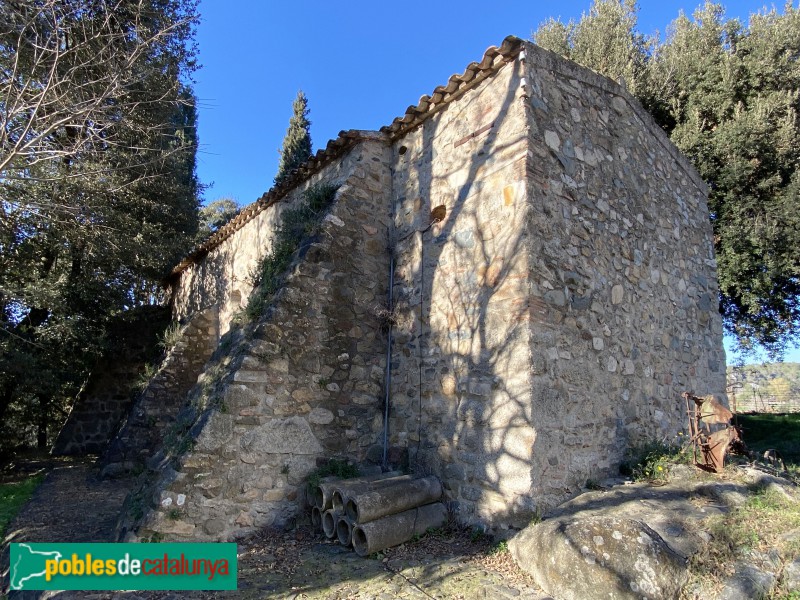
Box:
102 36 727 541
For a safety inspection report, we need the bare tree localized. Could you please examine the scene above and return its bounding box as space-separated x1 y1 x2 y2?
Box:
0 0 200 453
0 0 197 186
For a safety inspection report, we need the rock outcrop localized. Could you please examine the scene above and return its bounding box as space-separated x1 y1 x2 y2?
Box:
509 466 799 600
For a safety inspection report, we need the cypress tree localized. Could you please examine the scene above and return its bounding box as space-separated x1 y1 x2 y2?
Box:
274 91 313 186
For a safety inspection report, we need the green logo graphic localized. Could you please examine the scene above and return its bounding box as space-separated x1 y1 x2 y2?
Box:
10 543 237 591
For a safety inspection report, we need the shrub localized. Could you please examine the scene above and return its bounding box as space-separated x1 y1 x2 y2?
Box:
306 458 360 494
620 436 689 483
158 321 183 352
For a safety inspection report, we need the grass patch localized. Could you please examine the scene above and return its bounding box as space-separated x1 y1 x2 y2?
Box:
0 473 44 538
487 539 509 555
736 413 800 477
135 362 159 391
162 412 197 458
688 485 800 596
245 183 338 321
158 321 183 352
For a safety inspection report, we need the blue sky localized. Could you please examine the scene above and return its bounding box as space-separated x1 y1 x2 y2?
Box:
192 0 799 363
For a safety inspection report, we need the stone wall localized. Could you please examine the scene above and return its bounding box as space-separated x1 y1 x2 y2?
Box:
387 42 726 529
388 55 537 527
52 306 171 456
101 306 219 476
520 44 726 509
132 138 394 541
171 136 378 336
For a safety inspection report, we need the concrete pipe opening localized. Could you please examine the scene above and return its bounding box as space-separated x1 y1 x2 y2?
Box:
311 506 322 529
352 526 369 556
322 509 338 538
345 498 359 522
316 482 338 510
332 490 346 513
336 517 353 546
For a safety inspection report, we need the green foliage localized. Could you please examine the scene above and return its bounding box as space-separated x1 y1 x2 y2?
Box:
487 539 509 555
305 458 360 494
736 412 800 478
303 182 338 213
136 363 160 391
534 0 651 100
197 198 240 241
0 473 44 538
274 91 313 187
0 0 201 454
162 412 197 458
729 361 800 412
245 183 338 320
158 322 184 352
127 487 148 522
142 532 165 544
533 1 800 358
621 437 689 482
585 478 603 490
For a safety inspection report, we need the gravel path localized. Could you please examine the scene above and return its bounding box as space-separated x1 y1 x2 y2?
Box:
46 527 550 600
3 457 134 545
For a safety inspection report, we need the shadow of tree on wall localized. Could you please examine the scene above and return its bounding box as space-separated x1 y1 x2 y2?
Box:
391 58 555 528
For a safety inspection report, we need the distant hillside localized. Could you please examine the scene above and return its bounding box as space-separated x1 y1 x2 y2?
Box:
727 362 800 413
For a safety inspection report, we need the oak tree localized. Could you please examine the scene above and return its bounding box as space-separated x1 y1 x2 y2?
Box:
533 1 800 358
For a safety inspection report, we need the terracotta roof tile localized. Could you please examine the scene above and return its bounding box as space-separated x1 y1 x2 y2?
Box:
380 36 522 139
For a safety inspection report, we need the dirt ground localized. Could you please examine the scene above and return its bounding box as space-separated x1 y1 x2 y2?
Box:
1 457 550 600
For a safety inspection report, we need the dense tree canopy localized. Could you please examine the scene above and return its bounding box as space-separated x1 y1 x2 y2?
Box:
274 90 312 187
533 0 800 359
0 0 201 451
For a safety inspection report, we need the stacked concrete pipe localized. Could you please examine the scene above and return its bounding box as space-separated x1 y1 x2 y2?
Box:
348 476 445 556
345 475 442 524
310 470 405 540
331 474 412 512
310 473 446 557
352 502 447 557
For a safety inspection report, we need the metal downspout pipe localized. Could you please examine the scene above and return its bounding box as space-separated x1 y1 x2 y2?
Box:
382 252 394 469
